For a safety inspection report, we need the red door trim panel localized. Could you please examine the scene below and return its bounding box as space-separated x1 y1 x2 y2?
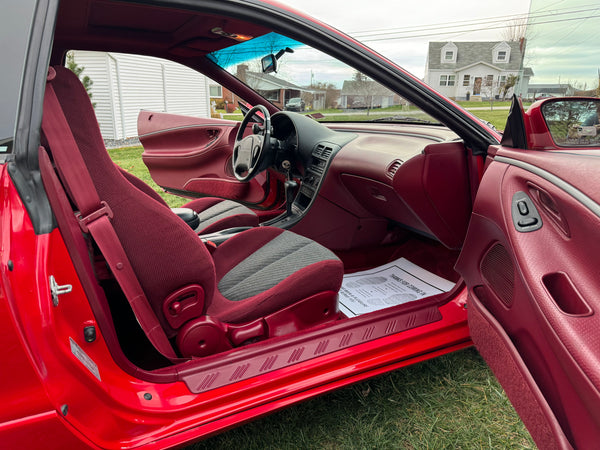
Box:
458 154 600 448
468 292 570 449
138 122 237 139
495 155 600 218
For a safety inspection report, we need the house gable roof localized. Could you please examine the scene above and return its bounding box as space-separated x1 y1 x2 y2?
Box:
427 41 524 71
245 71 304 91
341 79 395 96
527 83 574 94
455 61 504 73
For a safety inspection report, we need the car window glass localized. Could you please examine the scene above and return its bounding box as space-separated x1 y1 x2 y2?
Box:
208 32 440 124
1 1 36 146
524 0 598 102
64 51 238 142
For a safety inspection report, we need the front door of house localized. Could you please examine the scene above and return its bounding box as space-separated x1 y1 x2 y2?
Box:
473 77 482 95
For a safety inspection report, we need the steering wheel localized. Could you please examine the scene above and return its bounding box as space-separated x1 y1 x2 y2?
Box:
232 105 272 182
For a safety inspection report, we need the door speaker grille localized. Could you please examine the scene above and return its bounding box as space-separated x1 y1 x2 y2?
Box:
480 243 514 307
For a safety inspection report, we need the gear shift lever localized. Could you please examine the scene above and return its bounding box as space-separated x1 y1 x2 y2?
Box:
284 179 298 216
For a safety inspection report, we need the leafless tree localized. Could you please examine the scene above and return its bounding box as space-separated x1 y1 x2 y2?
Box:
482 76 500 110
501 17 528 42
501 74 519 100
350 71 382 116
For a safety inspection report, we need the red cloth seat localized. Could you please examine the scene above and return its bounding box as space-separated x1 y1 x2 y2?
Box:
43 66 343 357
120 168 259 234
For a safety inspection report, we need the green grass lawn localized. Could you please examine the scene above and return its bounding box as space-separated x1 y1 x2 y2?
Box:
466 109 513 131
107 146 534 449
221 100 517 131
187 348 534 449
108 146 187 208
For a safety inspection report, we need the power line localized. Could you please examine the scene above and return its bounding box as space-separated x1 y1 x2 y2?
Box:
349 4 599 35
347 6 599 39
353 12 600 42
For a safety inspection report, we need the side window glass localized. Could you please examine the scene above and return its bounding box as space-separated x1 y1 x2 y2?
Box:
1 1 37 149
65 51 226 143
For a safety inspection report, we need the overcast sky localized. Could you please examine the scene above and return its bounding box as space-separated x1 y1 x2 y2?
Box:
276 0 599 88
277 0 532 78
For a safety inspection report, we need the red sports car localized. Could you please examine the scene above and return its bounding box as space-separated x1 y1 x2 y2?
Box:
1 0 599 448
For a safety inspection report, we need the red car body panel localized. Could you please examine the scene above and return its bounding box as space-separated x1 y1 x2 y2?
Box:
3 0 599 447
0 164 471 447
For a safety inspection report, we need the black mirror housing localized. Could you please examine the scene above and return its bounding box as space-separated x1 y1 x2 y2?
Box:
261 54 277 73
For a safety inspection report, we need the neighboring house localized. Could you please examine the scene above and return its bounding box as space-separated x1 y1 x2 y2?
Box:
339 79 396 109
424 41 533 100
527 83 576 99
209 84 243 113
235 65 326 110
71 51 211 140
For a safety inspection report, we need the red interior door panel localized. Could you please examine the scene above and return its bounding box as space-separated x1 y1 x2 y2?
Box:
138 111 271 205
457 147 600 449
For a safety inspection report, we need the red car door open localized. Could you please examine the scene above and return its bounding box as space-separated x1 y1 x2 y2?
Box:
457 96 600 449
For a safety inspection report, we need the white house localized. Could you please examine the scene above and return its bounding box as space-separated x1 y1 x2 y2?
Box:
339 79 396 109
424 41 533 100
71 51 212 140
527 83 576 99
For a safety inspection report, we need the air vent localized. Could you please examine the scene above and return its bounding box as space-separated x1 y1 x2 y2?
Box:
386 160 402 178
313 144 333 159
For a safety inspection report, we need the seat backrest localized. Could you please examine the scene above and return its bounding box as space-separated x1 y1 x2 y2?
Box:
48 66 216 336
119 167 170 207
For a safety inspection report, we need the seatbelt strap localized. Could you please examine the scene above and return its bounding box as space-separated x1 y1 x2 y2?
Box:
42 68 181 361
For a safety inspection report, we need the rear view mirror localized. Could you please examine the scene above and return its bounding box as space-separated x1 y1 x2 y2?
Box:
542 99 600 147
261 55 277 74
261 47 294 74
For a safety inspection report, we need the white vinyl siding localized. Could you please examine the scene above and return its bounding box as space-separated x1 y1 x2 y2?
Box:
69 52 116 140
70 51 211 139
163 63 210 117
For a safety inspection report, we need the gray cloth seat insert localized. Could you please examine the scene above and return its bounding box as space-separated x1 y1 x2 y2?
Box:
194 200 255 233
218 231 338 301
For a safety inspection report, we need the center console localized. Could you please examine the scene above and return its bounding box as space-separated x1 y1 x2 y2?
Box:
267 142 340 228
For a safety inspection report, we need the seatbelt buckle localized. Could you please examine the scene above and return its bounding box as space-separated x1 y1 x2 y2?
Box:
77 201 114 233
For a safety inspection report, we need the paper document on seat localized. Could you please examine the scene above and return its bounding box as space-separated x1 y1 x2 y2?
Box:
339 257 454 317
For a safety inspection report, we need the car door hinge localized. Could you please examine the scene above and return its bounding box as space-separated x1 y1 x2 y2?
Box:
50 275 72 307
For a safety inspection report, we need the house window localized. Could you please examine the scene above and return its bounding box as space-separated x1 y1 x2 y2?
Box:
493 44 511 64
463 75 470 86
499 75 507 87
440 75 456 87
209 85 222 97
485 75 494 86
259 89 280 102
440 42 458 64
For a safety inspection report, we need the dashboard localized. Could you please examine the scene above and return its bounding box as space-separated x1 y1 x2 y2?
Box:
268 113 470 250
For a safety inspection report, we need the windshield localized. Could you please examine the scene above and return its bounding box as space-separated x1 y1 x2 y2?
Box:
208 32 441 124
